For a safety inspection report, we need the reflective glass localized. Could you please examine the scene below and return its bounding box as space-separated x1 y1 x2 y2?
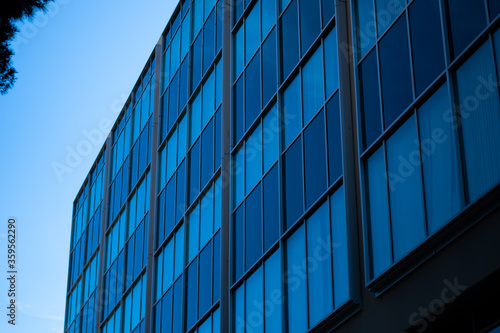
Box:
263 104 279 172
324 27 339 98
189 140 201 204
204 11 216 74
162 239 174 291
201 120 214 188
176 161 186 222
379 15 413 128
191 92 202 145
283 75 301 148
246 184 262 271
304 111 327 209
200 187 214 247
174 225 184 277
188 205 200 262
355 0 377 58
322 0 335 27
409 0 445 96
199 241 212 316
234 205 245 282
490 0 500 20
181 13 190 60
307 201 333 326
246 267 264 333
172 278 183 333
165 178 176 238
299 0 321 54
376 0 405 36
284 137 303 229
359 49 381 149
456 41 500 201
161 289 172 333
166 131 177 181
193 35 203 90
246 125 262 194
262 30 277 107
327 94 342 184
366 147 391 277
280 0 299 81
213 232 221 303
264 250 281 332
234 146 245 207
202 71 215 128
234 284 245 333
246 3 261 62
387 115 426 259
418 84 461 233
302 46 324 124
194 0 203 36
331 185 349 307
235 26 244 79
186 259 198 330
262 0 276 38
169 72 179 125
286 225 307 333
246 51 262 131
234 78 244 145
178 114 187 162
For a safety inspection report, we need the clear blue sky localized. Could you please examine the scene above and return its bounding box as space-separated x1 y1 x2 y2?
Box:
0 1 175 332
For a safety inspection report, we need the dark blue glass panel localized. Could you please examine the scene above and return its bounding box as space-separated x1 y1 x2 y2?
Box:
387 115 426 260
379 15 412 128
359 50 381 149
355 0 376 58
122 157 129 201
161 92 169 142
165 178 176 238
490 0 500 20
201 119 214 189
217 3 223 52
326 94 342 184
215 110 221 171
139 126 149 177
169 72 179 122
233 204 244 282
183 0 190 17
234 78 244 145
246 51 261 131
126 236 135 289
246 184 262 271
192 35 203 92
366 148 391 277
246 266 264 333
154 303 161 333
280 0 299 82
456 41 500 201
286 225 307 333
283 137 304 229
307 202 333 326
186 259 198 330
143 214 148 267
158 192 165 247
198 241 212 317
304 111 327 209
322 0 335 27
299 0 321 55
176 161 186 223
161 289 172 333
409 0 445 96
189 140 201 205
133 221 144 278
172 278 183 333
234 0 243 25
447 0 486 59
263 164 279 252
213 231 220 303
418 84 461 234
179 58 189 114
376 0 405 37
130 142 139 188
204 10 216 74
262 29 277 107
172 12 180 35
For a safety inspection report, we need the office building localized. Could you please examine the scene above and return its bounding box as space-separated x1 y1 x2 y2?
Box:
65 0 500 332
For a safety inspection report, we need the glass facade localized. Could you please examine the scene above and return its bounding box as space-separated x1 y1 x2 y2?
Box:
65 1 500 333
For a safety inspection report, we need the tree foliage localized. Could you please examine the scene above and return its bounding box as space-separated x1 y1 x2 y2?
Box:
1 0 54 94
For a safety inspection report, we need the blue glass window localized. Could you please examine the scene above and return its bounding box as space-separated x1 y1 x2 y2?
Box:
446 0 487 59
418 84 461 233
262 0 276 38
331 186 349 306
376 0 405 36
246 2 260 62
186 259 198 330
379 15 412 128
280 0 299 81
322 0 335 27
194 0 203 36
201 119 214 189
327 94 342 184
284 138 304 229
324 27 339 98
234 147 245 207
200 187 214 247
234 284 244 333
490 0 500 20
355 0 377 58
283 75 301 148
366 147 391 277
387 115 426 260
234 77 244 145
192 35 203 90
189 140 200 205
165 178 176 238
246 126 262 194
162 239 174 293
174 225 184 278
246 184 262 271
286 225 307 333
304 111 327 209
204 10 216 74
181 11 190 60
199 241 212 316
246 51 261 131
262 29 277 108
172 278 183 333
263 164 279 252
235 25 244 80
302 46 324 124
179 58 189 113
359 50 381 149
161 289 172 333
246 267 264 333
299 0 321 55
176 161 186 223
456 41 500 201
307 202 333 326
191 92 202 146
169 72 179 124
213 231 221 303
178 114 187 162
233 204 244 282
203 71 215 128
263 104 279 172
409 0 445 96
188 205 200 262
264 250 281 332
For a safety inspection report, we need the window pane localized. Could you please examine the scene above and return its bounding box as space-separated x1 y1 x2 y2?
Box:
387 115 426 259
376 0 405 36
246 51 262 130
418 84 461 233
263 165 279 252
193 35 203 90
355 0 377 58
456 41 500 201
235 26 244 80
302 46 324 124
322 0 335 27
213 231 221 303
283 75 301 148
203 11 215 74
198 241 212 316
189 140 201 204
324 27 339 98
201 120 214 188
162 239 174 291
409 0 445 96
366 147 391 277
304 111 328 209
490 0 500 20
280 0 299 81
234 147 245 207
246 267 264 333
233 204 245 282
246 184 262 271
194 0 203 36
167 131 177 181
178 115 187 162
283 137 304 229
446 0 487 59
172 278 183 333
188 205 200 262
176 162 186 223
299 0 321 55
200 186 214 248
246 3 261 62
307 202 333 326
264 249 282 332
191 92 202 145
186 259 198 330
234 284 245 333
379 15 413 128
202 71 215 128
165 178 176 237
161 289 172 333
326 94 342 184
181 13 190 60
286 225 307 333
262 29 277 107
263 104 279 172
246 125 262 194
169 73 179 128
234 77 244 145
331 185 349 307
359 49 382 149
262 0 276 38
174 225 184 277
